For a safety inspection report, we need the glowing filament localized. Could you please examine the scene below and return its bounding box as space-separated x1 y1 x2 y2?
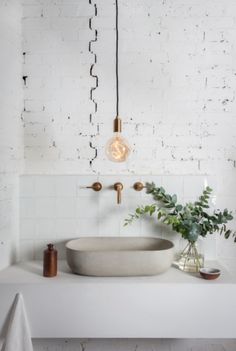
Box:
106 133 131 162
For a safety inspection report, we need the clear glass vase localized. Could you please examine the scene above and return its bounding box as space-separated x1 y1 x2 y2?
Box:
176 240 204 273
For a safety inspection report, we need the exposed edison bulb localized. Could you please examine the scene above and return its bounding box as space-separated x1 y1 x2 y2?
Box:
106 132 131 162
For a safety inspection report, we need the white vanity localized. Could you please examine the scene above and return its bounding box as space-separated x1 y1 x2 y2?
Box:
0 260 235 339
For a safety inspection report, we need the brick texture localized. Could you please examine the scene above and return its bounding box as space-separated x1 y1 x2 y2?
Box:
21 0 236 175
0 0 23 269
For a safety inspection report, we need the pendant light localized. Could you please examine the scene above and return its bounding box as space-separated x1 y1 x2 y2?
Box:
105 0 131 162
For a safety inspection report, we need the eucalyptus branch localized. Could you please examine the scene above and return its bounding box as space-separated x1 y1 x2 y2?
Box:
125 182 235 243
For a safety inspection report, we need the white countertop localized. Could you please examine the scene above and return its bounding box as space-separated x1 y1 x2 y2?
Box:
0 260 234 284
0 260 235 338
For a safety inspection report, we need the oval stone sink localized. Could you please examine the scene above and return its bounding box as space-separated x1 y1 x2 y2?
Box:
66 237 174 277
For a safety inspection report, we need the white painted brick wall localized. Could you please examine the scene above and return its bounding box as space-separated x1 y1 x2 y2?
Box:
21 0 236 176
0 0 23 270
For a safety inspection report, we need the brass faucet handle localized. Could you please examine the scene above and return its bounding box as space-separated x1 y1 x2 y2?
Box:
114 182 123 204
133 182 145 191
86 182 102 192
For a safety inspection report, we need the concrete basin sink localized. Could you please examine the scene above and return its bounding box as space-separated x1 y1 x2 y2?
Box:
66 237 174 277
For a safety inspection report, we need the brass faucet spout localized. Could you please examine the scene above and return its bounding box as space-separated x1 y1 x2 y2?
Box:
114 182 123 204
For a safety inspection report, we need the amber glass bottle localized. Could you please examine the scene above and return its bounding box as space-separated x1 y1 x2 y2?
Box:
43 243 57 277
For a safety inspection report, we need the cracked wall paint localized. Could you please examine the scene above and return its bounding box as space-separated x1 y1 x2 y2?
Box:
21 0 236 175
88 0 98 170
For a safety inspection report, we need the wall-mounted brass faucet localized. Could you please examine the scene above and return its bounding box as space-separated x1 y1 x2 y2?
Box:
86 182 102 191
114 182 123 204
83 181 146 204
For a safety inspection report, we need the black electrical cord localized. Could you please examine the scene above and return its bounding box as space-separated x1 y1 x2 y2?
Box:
115 0 119 117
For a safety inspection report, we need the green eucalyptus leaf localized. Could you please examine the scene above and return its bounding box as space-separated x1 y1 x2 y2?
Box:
159 187 165 194
149 207 155 216
176 204 183 211
165 203 175 208
172 194 177 203
224 230 231 239
187 223 201 242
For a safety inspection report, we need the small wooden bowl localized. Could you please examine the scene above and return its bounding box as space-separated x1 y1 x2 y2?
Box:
199 268 221 280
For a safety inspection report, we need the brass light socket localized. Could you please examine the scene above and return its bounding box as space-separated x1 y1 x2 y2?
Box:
113 117 122 133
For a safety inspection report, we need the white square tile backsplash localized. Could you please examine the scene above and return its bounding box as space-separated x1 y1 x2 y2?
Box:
35 198 56 218
19 174 236 261
76 196 98 218
55 176 78 197
20 198 36 218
